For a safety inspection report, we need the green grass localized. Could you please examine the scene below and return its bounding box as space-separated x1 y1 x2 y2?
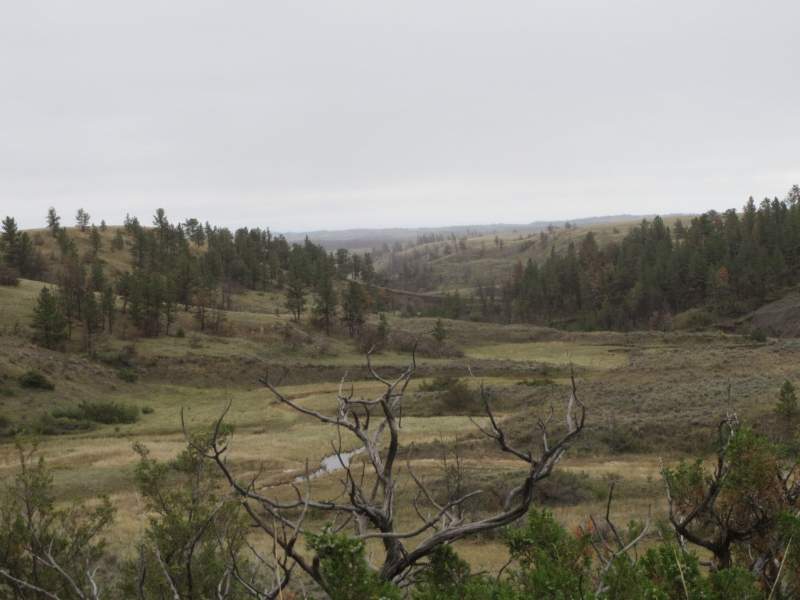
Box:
0 279 46 330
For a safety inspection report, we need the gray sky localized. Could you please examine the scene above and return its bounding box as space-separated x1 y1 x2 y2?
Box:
2 1 798 232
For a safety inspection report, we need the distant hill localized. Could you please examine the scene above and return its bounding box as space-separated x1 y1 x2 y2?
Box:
281 214 692 251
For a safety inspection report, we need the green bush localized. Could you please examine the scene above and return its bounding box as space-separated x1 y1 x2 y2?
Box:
419 376 460 392
34 413 95 435
672 307 714 331
307 529 401 600
420 377 480 413
142 406 154 415
19 370 55 390
0 265 19 286
600 423 643 454
52 401 139 425
117 367 138 383
0 415 14 437
749 327 768 343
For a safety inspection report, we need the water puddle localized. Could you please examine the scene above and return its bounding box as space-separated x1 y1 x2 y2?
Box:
294 446 366 482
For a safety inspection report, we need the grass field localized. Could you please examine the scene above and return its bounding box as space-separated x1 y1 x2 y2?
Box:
0 272 795 575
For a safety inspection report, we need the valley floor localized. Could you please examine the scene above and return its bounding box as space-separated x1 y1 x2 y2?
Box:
1 280 797 572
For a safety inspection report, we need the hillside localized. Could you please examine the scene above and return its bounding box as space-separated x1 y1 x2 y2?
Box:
373 215 691 294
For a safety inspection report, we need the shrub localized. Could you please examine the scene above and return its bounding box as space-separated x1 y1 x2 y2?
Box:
0 415 14 436
307 529 401 600
117 367 138 383
419 376 460 392
0 265 19 286
52 401 139 425
516 377 555 387
98 345 137 368
34 413 95 435
420 377 480 414
749 327 768 343
19 370 55 390
175 327 186 338
142 406 154 415
600 422 643 454
672 307 714 331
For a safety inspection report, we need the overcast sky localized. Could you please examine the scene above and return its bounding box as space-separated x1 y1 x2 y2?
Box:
1 1 798 232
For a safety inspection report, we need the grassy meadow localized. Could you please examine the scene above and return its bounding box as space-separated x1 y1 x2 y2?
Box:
0 274 796 573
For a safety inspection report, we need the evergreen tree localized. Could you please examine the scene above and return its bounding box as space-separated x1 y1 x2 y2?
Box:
82 287 101 354
776 380 799 422
75 208 90 232
0 216 19 269
341 281 367 337
46 207 61 236
31 287 68 349
285 271 307 323
312 267 337 335
101 284 115 334
89 225 102 256
111 228 125 251
432 318 447 344
376 312 390 348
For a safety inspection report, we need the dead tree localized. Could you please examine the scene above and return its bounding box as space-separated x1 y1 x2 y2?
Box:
201 351 585 594
585 482 651 597
662 414 800 590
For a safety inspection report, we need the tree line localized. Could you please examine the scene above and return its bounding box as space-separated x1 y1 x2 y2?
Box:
489 186 800 329
1 208 384 350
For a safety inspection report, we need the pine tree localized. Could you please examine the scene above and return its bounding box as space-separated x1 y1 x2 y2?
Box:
31 287 68 350
0 216 19 268
46 207 61 236
312 269 337 335
776 380 798 422
432 318 447 344
341 281 366 337
111 228 125 251
90 225 102 256
101 284 115 334
285 271 307 323
76 208 90 232
82 287 101 354
376 312 390 344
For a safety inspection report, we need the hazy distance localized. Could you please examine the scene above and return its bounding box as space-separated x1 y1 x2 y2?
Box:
2 1 798 231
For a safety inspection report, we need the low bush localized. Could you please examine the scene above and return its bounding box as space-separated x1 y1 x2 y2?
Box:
117 367 138 383
142 405 154 414
0 265 19 286
0 415 15 437
419 376 460 392
749 327 768 343
600 422 643 454
516 377 555 387
419 377 480 414
34 413 95 435
52 401 139 425
19 370 55 390
672 307 715 331
97 345 137 368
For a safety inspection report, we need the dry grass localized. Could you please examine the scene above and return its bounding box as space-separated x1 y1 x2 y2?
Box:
2 269 797 574
465 341 630 369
